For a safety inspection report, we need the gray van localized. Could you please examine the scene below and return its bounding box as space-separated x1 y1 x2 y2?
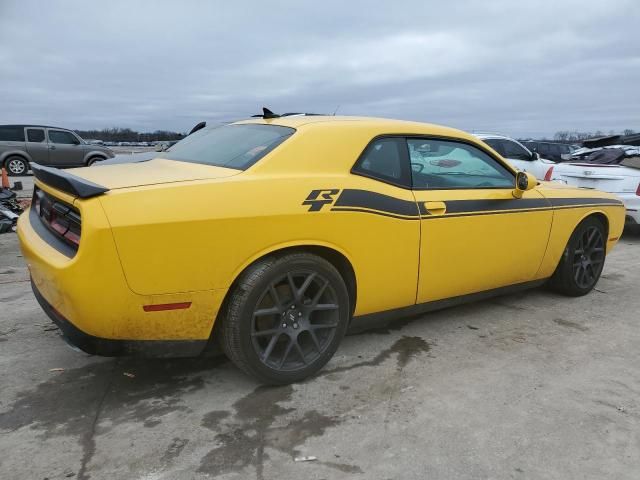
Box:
0 125 115 175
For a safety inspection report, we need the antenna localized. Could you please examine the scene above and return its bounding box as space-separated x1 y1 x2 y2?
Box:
332 105 340 116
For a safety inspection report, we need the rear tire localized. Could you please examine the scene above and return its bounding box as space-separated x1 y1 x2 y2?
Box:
219 252 350 384
548 216 606 296
86 156 103 166
5 156 29 176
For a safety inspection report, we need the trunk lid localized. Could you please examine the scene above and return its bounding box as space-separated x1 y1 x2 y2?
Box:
551 163 640 194
69 158 241 190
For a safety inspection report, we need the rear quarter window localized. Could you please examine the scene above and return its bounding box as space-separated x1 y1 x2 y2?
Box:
162 124 295 170
0 127 25 142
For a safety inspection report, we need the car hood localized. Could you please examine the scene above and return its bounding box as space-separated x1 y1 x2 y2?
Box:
67 158 242 190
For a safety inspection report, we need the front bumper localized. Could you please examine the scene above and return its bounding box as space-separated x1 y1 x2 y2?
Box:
32 280 207 357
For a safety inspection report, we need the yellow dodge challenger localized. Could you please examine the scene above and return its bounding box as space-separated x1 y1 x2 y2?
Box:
17 112 625 384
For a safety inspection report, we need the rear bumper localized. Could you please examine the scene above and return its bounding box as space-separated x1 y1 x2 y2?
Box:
32 280 207 357
618 193 640 224
17 189 228 350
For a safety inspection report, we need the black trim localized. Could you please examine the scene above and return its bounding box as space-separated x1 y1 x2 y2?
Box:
326 188 623 220
31 280 207 358
548 197 624 208
349 279 547 333
428 197 551 215
31 163 109 199
333 189 418 217
331 207 420 220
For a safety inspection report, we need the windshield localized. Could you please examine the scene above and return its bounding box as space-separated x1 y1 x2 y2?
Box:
161 124 295 170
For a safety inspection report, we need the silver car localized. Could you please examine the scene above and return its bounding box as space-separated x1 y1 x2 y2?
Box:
0 125 115 175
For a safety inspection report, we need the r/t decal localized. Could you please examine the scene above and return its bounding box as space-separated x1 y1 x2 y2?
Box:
302 189 340 211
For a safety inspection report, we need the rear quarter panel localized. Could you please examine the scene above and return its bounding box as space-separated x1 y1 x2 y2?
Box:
99 124 424 316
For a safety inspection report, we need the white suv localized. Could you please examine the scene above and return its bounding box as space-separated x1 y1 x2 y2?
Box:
474 133 555 180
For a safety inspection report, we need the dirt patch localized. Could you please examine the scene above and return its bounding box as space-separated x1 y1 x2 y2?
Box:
553 318 589 332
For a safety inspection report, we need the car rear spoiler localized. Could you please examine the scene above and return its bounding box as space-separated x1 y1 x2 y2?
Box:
31 163 109 199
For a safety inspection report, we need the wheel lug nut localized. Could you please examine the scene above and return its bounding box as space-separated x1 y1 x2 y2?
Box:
298 312 302 317
282 323 287 328
293 323 298 329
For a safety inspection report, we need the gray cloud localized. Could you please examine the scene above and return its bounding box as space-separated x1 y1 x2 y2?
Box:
1 0 638 137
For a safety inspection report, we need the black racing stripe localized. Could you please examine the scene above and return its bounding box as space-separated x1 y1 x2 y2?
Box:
548 197 624 208
443 198 551 214
330 207 420 220
334 189 419 217
420 207 555 220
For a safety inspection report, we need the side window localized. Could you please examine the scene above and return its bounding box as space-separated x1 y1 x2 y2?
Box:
353 137 410 187
27 128 46 143
408 138 514 190
501 140 532 161
48 130 79 145
483 139 506 156
0 126 25 142
537 143 550 156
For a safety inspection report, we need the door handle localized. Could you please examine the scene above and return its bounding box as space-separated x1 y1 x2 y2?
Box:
424 201 447 216
49 145 56 150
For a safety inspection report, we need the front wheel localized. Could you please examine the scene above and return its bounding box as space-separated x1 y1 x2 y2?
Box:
548 216 606 296
220 252 350 384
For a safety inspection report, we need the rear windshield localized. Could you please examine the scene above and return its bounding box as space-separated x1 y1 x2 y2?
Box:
161 124 295 170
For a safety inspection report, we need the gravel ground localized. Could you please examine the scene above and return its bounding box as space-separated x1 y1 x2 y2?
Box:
0 223 639 479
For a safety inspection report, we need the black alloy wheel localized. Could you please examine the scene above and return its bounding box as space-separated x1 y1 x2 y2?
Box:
220 252 350 384
251 270 340 371
549 216 607 296
572 225 605 289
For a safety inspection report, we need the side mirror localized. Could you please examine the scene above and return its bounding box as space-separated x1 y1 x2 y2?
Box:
531 152 540 160
513 171 537 198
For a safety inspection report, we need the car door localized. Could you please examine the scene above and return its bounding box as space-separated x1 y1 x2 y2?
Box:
349 137 421 313
24 127 49 164
46 129 84 167
408 137 553 303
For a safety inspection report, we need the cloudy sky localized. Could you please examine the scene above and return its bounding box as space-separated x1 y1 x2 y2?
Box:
0 0 638 137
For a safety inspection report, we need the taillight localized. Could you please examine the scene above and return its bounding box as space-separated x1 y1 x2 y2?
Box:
33 188 81 249
544 166 554 181
636 182 640 196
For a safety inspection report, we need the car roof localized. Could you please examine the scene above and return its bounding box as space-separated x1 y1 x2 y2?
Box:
237 115 476 141
473 133 513 140
0 124 72 130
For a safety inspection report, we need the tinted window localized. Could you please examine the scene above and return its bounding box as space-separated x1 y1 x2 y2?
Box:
501 140 531 160
408 138 514 190
537 143 550 155
352 137 409 186
483 139 506 156
48 130 79 144
0 127 25 142
27 128 46 143
162 124 294 170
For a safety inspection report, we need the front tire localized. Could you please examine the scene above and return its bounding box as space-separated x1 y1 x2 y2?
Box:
5 156 29 176
548 216 606 296
220 252 350 384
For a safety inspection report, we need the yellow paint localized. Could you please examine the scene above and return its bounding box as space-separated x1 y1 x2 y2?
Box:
17 116 625 343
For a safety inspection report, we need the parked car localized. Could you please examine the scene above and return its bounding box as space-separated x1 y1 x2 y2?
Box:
548 146 640 230
475 133 555 179
18 113 625 384
521 141 573 162
0 125 115 175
